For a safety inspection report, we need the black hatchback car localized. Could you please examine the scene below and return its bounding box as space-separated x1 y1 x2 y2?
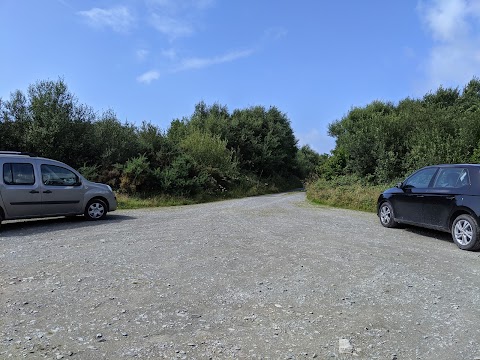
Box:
378 164 480 251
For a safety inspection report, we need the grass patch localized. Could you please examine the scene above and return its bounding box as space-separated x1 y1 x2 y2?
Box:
305 176 391 213
116 194 195 209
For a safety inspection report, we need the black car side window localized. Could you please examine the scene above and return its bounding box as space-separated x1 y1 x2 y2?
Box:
433 168 470 188
404 168 437 188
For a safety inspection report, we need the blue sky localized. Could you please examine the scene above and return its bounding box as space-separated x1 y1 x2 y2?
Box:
1 0 480 154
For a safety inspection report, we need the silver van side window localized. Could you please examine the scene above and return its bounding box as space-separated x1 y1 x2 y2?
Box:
41 164 80 186
3 163 35 185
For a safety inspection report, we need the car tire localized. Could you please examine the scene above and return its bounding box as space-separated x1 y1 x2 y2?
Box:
451 214 480 251
84 199 107 221
379 202 398 228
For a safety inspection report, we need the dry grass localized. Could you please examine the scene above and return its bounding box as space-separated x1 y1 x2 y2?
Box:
305 177 390 212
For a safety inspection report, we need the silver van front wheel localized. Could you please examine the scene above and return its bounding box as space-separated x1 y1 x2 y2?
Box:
85 199 107 220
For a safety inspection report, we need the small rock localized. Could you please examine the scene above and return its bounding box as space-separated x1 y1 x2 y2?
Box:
96 333 103 339
339 338 353 354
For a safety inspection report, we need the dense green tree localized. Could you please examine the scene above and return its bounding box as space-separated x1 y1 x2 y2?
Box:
229 106 298 177
295 145 322 179
1 79 313 197
325 79 480 184
93 110 140 168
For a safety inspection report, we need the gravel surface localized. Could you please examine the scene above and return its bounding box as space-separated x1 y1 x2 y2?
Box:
1 192 480 359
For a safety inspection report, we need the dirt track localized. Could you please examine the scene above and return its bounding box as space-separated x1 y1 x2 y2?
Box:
1 192 479 359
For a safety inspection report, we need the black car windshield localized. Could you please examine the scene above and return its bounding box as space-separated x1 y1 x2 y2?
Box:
404 167 437 188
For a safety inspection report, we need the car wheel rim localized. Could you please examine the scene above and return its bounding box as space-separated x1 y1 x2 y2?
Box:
380 205 391 224
454 220 473 246
88 203 104 219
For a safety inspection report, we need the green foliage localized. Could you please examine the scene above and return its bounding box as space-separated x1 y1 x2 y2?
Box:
295 145 323 180
119 155 152 193
180 130 238 180
159 154 202 196
1 78 320 200
228 106 298 177
306 176 390 213
323 78 480 184
93 111 140 168
26 79 97 167
78 163 100 181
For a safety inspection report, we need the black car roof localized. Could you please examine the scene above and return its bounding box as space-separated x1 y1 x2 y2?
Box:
423 164 480 168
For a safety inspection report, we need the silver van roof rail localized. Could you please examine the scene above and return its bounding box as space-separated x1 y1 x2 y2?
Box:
0 151 37 157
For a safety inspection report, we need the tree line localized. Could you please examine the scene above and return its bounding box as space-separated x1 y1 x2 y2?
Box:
318 78 480 184
0 79 320 196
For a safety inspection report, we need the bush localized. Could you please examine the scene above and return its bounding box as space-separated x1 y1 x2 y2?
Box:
119 155 151 193
305 176 390 212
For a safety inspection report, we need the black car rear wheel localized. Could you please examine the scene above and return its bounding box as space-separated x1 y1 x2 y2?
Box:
379 202 398 228
452 214 480 251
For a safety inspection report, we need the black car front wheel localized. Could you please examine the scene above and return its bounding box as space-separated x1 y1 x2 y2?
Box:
379 202 398 228
452 214 480 251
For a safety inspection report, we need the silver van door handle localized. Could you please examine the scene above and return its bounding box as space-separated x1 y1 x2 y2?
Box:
43 190 52 194
29 190 39 194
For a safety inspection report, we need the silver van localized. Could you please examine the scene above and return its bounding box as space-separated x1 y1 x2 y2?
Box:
0 152 117 227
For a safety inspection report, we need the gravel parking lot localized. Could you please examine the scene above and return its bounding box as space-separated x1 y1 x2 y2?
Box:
1 192 480 359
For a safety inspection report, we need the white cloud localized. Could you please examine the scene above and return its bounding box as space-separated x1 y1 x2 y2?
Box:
147 0 214 12
150 14 193 38
78 6 134 33
135 49 252 83
419 0 480 90
421 0 468 41
137 70 160 84
175 49 253 71
147 0 214 39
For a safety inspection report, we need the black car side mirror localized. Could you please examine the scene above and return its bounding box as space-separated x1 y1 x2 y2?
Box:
395 182 403 188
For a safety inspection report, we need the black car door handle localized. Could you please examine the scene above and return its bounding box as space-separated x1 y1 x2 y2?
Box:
446 196 455 200
29 190 40 194
43 190 52 194
416 195 425 198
